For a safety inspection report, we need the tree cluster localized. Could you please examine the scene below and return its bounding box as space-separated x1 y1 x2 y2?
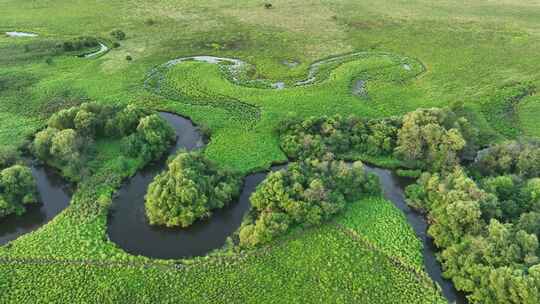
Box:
32 103 175 179
145 151 242 228
474 140 540 178
279 107 478 172
394 107 478 171
60 36 99 52
239 157 380 247
405 140 540 303
279 114 402 160
0 165 39 218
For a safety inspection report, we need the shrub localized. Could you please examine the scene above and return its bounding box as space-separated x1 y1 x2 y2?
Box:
110 30 126 40
61 37 99 52
239 157 380 247
145 151 241 228
0 165 39 218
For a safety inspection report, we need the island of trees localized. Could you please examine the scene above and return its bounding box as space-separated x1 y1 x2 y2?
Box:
145 151 242 228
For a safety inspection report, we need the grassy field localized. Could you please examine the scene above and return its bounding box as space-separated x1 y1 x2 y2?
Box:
0 198 445 303
2 0 540 302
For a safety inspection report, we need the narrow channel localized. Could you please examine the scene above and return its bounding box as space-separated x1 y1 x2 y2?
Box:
364 166 467 304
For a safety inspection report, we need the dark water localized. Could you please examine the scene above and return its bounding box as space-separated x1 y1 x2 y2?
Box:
0 164 71 245
107 112 288 259
364 166 467 304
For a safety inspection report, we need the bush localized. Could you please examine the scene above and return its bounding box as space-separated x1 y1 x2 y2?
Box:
145 151 241 228
110 30 126 40
33 103 174 180
61 37 99 52
0 165 39 218
239 157 380 247
279 114 401 160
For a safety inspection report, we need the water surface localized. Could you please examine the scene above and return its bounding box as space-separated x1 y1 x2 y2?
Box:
0 164 71 245
5 31 38 37
364 165 466 304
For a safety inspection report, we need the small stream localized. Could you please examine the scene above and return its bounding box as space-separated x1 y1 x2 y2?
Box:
0 164 71 245
83 43 109 58
364 166 467 304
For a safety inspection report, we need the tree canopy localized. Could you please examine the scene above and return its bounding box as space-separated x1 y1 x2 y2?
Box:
145 151 242 228
32 103 175 180
239 157 380 247
405 139 540 303
0 165 39 218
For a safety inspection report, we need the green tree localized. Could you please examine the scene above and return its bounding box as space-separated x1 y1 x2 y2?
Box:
239 158 380 247
0 165 39 218
394 108 467 171
145 152 241 228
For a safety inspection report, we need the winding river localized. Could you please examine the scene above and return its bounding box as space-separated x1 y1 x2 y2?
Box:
1 112 464 302
364 166 466 304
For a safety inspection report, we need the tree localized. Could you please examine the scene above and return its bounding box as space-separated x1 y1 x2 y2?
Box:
33 127 59 160
239 158 380 247
394 108 467 171
0 165 39 218
145 152 241 228
133 114 176 161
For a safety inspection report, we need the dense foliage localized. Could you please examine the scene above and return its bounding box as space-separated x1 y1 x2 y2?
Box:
279 107 478 172
473 140 540 178
405 140 540 303
394 107 478 171
145 151 241 228
60 36 99 52
32 103 175 180
279 114 401 159
0 165 39 218
239 157 380 246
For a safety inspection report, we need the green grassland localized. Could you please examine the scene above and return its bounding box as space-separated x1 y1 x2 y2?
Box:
0 198 445 303
2 0 540 302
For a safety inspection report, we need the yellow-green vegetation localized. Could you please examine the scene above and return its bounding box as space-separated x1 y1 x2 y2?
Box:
2 0 540 303
145 151 242 228
0 198 445 303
